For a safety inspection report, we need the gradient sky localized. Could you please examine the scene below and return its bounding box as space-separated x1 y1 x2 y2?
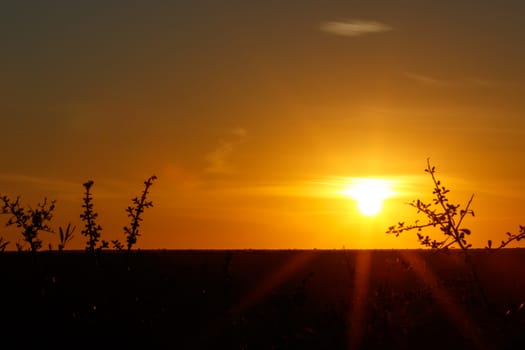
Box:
1 0 525 249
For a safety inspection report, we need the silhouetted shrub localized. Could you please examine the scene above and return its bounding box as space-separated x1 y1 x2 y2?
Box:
123 175 157 251
387 159 525 252
387 159 475 250
386 159 488 305
80 181 107 253
387 159 525 309
1 195 55 252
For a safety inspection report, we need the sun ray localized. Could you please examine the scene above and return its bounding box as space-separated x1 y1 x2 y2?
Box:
347 249 372 349
230 250 320 316
398 250 485 348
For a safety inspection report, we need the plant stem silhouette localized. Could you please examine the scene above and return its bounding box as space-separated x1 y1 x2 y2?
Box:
123 175 157 251
80 181 106 253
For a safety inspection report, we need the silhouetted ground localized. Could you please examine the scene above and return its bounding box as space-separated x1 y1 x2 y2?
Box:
0 249 524 349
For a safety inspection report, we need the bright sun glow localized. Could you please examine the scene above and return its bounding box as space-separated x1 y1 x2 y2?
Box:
342 179 394 216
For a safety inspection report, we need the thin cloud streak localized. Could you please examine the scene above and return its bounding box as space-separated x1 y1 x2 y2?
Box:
405 72 515 89
404 72 455 87
202 175 427 199
320 20 393 37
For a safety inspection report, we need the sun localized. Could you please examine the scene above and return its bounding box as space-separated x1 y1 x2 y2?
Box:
342 179 394 216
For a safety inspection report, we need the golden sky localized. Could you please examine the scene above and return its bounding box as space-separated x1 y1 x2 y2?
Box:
1 1 525 249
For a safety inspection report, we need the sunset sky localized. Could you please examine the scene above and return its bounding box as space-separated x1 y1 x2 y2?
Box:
1 0 525 249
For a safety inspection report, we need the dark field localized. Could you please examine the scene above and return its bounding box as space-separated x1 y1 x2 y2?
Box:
1 249 524 349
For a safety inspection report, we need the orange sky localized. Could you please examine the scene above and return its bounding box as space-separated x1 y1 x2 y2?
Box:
1 1 525 249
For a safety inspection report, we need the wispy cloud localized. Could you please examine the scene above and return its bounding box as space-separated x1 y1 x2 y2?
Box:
205 127 248 174
404 72 514 89
206 175 428 199
312 175 428 198
320 20 393 37
403 72 455 87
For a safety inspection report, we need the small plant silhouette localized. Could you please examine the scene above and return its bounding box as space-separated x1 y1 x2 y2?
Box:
111 239 124 251
1 195 56 253
386 159 475 250
80 181 107 253
387 159 525 251
123 175 157 251
58 223 76 252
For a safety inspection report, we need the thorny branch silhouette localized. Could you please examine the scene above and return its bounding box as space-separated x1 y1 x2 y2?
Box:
1 196 55 252
80 181 107 253
123 175 157 251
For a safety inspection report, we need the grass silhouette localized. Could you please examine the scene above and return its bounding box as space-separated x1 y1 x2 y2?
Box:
58 223 75 252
